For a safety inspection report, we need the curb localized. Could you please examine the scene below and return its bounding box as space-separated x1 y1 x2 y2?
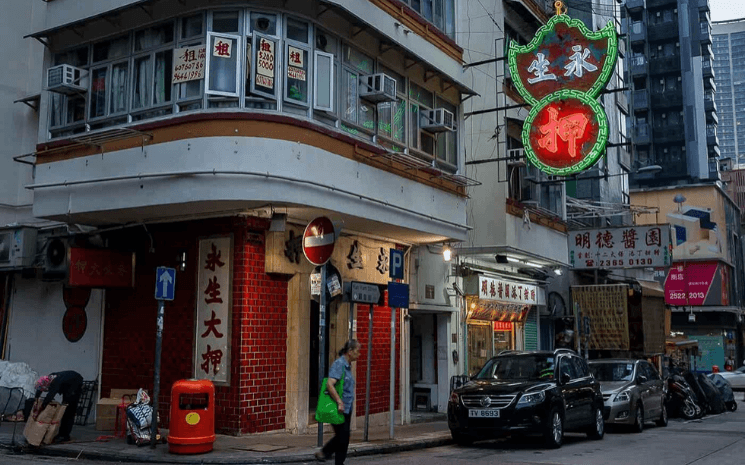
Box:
2 434 454 464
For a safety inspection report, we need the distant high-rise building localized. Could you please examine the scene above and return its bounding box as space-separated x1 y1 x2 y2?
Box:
626 0 719 187
713 18 745 165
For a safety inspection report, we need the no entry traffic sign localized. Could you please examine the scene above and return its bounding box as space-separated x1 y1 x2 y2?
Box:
303 216 336 266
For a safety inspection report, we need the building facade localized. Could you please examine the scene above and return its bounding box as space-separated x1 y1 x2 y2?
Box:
712 18 745 165
2 0 478 435
626 0 720 187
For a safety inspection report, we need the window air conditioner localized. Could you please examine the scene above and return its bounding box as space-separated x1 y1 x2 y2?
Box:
0 227 38 270
47 64 88 95
360 73 397 103
506 148 526 167
421 108 455 133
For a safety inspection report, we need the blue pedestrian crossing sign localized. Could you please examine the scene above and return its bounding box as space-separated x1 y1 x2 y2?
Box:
155 267 176 301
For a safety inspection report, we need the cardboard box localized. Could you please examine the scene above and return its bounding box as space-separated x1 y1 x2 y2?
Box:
95 389 139 431
23 400 66 446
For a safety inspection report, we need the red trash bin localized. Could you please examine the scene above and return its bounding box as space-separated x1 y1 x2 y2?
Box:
167 379 215 454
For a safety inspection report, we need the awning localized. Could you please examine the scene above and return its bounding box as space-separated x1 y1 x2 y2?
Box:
408 304 459 314
637 279 664 299
670 306 744 314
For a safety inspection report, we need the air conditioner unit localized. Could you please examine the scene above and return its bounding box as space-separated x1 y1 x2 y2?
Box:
42 237 69 281
0 227 38 270
360 73 396 103
506 148 526 167
421 108 455 133
47 64 88 95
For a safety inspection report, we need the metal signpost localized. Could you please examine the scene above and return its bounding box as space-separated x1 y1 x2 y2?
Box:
303 217 336 448
152 266 175 448
387 278 409 439
350 281 381 442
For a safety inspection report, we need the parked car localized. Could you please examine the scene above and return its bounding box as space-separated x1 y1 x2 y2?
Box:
447 349 605 448
718 366 745 391
588 359 667 432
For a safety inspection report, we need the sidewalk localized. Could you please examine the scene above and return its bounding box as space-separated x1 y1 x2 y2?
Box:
0 415 452 464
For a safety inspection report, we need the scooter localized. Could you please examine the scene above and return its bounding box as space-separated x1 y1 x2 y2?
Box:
666 373 702 420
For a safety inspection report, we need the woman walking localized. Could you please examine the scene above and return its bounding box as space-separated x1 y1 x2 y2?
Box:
316 340 361 464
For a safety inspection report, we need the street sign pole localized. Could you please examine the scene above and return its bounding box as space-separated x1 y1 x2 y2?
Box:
363 303 373 442
151 298 164 448
151 266 174 448
317 263 327 448
389 302 396 440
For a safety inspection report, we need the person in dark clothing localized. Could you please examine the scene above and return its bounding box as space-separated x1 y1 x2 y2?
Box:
25 371 83 443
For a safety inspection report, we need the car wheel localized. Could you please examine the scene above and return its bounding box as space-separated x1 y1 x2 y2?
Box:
631 404 644 433
543 408 563 448
586 406 604 439
451 431 474 446
656 402 668 427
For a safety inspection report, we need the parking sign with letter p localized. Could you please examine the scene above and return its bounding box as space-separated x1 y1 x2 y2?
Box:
389 248 404 280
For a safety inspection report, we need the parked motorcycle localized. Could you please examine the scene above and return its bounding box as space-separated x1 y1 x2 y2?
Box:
666 371 702 420
708 373 738 412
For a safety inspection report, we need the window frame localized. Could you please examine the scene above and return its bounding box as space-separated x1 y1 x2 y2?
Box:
250 31 280 101
313 50 335 112
205 31 243 98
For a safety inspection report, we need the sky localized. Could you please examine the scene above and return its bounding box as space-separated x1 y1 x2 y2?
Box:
710 0 745 22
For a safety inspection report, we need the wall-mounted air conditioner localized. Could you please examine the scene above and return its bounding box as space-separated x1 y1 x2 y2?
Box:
421 108 455 133
506 148 526 167
0 227 38 270
360 73 397 103
47 64 88 95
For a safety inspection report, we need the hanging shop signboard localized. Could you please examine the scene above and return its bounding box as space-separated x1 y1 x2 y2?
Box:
507 5 618 176
569 224 673 270
194 235 232 385
477 276 543 306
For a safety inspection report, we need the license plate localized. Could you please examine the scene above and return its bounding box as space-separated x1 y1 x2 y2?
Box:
468 409 500 418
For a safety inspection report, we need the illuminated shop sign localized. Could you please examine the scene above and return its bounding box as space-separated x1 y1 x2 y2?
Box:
507 5 618 176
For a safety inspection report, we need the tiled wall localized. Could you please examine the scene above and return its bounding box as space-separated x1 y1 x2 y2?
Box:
100 216 288 434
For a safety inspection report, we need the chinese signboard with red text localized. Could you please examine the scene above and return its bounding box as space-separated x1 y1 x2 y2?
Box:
68 247 135 288
568 225 672 270
195 236 232 385
508 14 618 175
478 276 541 305
256 36 276 92
172 45 206 84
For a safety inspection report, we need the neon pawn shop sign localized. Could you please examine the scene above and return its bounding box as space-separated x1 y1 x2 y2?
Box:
507 2 618 176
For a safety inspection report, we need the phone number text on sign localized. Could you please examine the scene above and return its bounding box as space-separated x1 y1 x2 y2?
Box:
173 46 206 84
257 38 275 77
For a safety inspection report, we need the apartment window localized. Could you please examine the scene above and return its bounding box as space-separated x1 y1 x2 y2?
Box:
400 0 455 39
45 8 459 169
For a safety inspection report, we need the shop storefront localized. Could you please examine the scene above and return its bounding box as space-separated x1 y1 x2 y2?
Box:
463 274 545 375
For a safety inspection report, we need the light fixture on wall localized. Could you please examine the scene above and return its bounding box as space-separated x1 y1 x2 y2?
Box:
442 244 452 262
553 267 563 276
177 250 187 272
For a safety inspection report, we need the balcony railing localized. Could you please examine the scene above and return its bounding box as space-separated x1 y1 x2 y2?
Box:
631 56 648 77
626 0 644 13
647 0 678 7
630 22 646 44
633 89 649 111
634 123 651 145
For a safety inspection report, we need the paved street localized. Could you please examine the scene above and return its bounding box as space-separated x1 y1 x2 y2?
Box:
2 405 744 465
347 413 745 465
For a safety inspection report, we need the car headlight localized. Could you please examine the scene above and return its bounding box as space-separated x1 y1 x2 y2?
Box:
449 391 460 404
517 390 546 406
614 390 631 402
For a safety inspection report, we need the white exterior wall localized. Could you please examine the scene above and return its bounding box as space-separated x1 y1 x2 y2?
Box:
32 136 468 240
5 280 103 381
0 0 45 226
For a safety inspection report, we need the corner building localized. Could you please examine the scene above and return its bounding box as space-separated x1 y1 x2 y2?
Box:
13 0 475 435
